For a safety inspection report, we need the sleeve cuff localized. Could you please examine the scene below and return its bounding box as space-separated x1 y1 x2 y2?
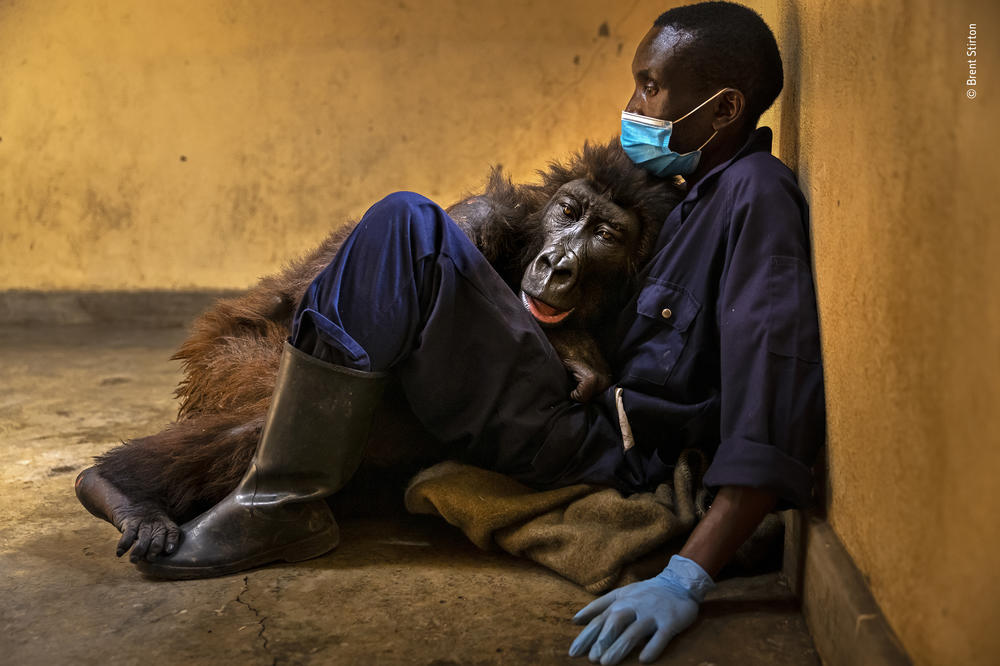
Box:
702 436 814 510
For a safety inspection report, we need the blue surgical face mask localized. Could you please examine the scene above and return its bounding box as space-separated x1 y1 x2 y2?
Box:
620 88 730 177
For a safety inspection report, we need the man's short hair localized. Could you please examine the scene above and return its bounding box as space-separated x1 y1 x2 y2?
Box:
654 1 783 127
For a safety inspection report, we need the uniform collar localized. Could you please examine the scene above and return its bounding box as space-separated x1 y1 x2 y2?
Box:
680 126 774 203
648 127 774 255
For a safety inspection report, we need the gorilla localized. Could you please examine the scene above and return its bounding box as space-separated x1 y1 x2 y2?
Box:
75 138 684 561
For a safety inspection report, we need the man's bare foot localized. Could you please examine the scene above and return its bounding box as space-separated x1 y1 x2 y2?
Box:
75 467 180 562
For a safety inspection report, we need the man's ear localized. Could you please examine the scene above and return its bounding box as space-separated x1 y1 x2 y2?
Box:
712 89 746 131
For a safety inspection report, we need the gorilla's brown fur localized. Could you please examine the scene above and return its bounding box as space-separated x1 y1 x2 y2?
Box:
89 139 684 531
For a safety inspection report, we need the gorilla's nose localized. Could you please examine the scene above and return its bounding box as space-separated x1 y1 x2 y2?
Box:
536 249 578 289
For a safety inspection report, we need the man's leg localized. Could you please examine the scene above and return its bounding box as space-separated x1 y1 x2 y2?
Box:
289 191 657 490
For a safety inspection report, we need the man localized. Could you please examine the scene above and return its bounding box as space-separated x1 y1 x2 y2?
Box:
138 3 824 664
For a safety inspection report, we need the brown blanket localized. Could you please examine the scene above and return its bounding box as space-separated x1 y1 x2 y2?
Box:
404 449 727 593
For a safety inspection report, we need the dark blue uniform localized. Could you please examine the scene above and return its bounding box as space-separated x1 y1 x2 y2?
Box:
290 127 825 511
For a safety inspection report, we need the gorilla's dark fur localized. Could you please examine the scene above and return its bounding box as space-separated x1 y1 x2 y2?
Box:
86 139 684 542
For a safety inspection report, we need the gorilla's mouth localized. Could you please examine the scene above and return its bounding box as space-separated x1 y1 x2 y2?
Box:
520 291 574 325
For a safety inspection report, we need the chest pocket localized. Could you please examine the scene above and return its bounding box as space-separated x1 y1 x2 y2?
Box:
624 279 702 386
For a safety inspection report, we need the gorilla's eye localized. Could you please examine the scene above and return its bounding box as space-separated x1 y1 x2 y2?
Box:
560 204 575 218
596 228 617 243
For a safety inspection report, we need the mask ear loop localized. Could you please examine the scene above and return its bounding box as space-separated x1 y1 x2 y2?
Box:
671 87 732 124
673 88 733 153
695 129 719 151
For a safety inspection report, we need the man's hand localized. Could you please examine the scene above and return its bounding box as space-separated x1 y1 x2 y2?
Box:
568 485 779 663
568 555 715 664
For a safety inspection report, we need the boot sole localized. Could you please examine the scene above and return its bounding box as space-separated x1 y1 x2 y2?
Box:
134 525 339 580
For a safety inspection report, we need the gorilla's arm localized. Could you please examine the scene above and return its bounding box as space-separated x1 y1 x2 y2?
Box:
446 196 504 251
446 193 539 287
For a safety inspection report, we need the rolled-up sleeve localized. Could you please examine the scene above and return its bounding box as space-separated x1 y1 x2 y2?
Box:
701 168 826 510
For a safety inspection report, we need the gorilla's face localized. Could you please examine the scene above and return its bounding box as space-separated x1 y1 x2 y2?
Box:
519 178 641 328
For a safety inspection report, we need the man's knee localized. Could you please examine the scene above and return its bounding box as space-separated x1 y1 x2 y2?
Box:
359 191 446 237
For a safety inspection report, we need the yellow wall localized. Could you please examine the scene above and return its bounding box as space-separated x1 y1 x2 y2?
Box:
3 1 998 664
0 0 671 289
754 1 1000 664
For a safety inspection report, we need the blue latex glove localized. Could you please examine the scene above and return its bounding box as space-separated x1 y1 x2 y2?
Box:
568 554 715 664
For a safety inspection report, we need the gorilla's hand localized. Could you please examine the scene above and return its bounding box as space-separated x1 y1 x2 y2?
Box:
564 357 613 403
75 467 180 561
546 329 613 402
113 501 180 562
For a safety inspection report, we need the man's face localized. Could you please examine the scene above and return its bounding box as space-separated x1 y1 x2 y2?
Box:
625 26 715 153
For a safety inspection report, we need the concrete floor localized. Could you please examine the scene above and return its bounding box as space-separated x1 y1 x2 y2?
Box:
0 324 820 665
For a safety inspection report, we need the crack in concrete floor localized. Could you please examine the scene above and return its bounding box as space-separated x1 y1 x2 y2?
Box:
236 574 273 657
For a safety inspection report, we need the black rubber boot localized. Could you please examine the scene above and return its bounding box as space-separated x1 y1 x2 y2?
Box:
136 341 388 580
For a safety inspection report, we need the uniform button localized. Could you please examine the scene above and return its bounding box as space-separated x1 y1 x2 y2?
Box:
661 308 672 319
